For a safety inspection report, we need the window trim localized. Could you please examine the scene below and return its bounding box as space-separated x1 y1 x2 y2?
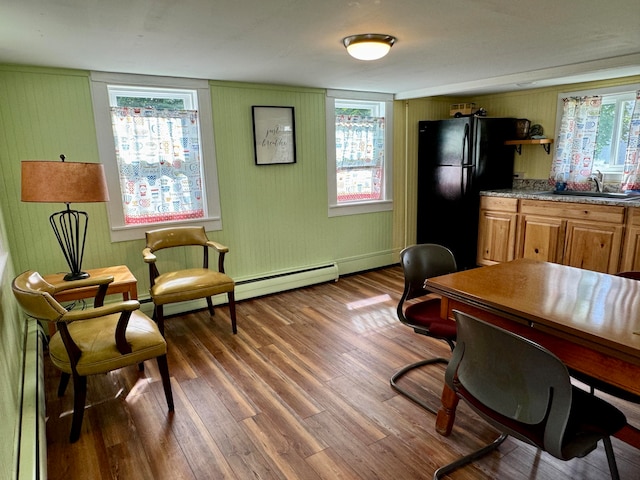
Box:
326 89 393 217
90 72 222 242
555 83 640 180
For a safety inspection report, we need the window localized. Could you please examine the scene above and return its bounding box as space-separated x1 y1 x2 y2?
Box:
593 92 636 173
556 84 639 178
326 90 393 216
91 73 222 242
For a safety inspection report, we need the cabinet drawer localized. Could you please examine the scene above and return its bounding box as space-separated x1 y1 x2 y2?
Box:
480 196 518 212
520 199 625 224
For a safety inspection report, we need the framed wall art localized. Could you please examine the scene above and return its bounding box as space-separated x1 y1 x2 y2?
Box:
252 106 296 165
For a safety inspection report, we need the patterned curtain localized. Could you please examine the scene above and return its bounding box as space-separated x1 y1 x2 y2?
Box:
110 106 205 225
549 96 602 190
335 115 384 202
620 90 640 191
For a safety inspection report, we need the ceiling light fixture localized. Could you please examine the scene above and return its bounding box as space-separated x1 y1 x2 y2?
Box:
343 34 396 61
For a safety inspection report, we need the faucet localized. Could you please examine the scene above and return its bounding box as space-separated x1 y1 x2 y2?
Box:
589 170 604 192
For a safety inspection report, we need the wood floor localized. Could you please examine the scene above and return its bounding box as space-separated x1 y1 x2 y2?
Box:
43 266 640 479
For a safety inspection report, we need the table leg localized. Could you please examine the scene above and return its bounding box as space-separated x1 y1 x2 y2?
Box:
436 383 458 436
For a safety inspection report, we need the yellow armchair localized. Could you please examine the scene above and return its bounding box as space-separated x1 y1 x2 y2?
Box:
143 226 237 335
12 270 174 443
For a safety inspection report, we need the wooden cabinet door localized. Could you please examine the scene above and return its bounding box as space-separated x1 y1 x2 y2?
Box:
477 209 517 265
621 207 640 272
517 215 565 264
563 221 623 273
620 226 640 271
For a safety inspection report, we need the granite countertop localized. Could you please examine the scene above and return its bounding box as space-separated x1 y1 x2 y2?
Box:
481 189 640 207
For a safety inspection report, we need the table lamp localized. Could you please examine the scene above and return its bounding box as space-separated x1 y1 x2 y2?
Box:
21 155 110 280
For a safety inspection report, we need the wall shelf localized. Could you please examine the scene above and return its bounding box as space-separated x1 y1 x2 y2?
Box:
505 138 553 155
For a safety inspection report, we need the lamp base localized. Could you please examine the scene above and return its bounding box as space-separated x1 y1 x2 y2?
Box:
63 271 90 281
49 207 90 282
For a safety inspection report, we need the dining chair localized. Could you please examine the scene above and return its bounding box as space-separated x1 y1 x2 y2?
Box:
390 244 457 414
434 310 627 480
143 226 237 336
12 270 174 443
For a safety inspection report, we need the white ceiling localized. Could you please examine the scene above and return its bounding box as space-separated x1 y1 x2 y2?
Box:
1 0 639 99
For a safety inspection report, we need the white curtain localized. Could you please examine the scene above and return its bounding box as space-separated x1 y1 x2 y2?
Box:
110 107 205 225
549 96 602 190
620 90 640 191
335 115 385 201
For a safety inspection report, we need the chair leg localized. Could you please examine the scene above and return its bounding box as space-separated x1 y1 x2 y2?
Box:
155 305 165 336
433 434 508 480
58 372 71 397
69 375 88 443
156 354 174 411
206 296 215 316
603 436 621 480
390 357 449 414
228 291 237 334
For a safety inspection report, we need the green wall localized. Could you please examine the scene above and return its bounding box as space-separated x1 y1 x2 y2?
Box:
0 66 397 302
0 200 21 479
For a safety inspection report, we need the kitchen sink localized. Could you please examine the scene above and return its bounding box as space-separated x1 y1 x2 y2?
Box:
530 190 640 200
553 190 634 199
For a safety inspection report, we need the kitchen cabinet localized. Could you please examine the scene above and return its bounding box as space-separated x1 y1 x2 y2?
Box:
563 220 623 273
477 196 518 265
478 196 628 274
621 207 640 271
517 199 624 273
517 213 565 264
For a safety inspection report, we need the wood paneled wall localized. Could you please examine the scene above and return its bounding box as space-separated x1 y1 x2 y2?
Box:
0 68 396 301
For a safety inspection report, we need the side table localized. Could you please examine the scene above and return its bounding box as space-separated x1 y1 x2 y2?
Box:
42 265 138 335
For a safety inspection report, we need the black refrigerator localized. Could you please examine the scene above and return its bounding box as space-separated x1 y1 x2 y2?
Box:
417 117 516 270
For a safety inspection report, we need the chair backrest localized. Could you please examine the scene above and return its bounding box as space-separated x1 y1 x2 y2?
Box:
12 271 67 322
447 310 573 458
399 244 457 302
145 226 209 252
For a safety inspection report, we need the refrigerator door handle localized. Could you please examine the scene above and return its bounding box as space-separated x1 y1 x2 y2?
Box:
462 123 470 165
462 166 473 195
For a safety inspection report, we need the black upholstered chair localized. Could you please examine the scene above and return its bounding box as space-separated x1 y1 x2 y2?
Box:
390 244 457 414
434 310 626 480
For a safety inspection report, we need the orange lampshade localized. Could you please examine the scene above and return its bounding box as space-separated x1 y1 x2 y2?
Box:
21 160 109 203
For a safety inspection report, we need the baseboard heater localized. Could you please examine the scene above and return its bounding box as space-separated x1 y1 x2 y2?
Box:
17 320 47 480
234 262 339 299
150 262 339 317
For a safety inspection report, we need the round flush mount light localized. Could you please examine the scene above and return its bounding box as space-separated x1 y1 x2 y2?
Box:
342 34 397 61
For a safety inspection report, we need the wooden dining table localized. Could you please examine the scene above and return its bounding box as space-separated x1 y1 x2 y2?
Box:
425 258 640 448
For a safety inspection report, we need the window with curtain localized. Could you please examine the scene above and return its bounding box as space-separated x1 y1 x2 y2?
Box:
110 106 205 225
550 85 640 192
335 114 385 202
90 73 222 242
326 90 393 217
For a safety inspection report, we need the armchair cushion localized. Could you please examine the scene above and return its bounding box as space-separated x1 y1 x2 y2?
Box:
49 310 167 376
151 268 235 306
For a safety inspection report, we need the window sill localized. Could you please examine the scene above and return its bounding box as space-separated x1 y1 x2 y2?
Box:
108 216 222 242
328 200 393 217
